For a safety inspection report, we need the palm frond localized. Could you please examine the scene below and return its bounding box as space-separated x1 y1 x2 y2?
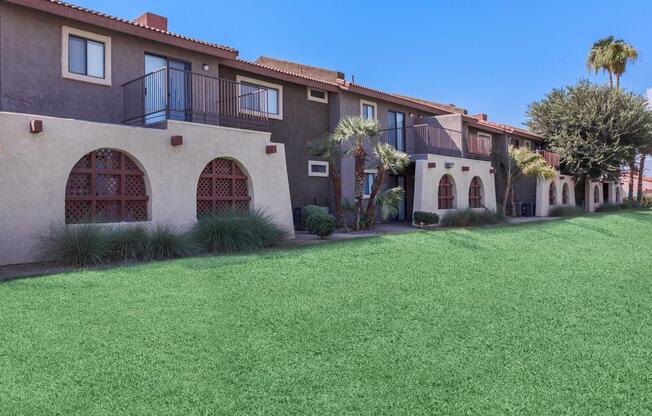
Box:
371 142 410 174
375 187 405 221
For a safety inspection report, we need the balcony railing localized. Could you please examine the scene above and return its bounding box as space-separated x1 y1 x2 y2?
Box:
122 67 269 131
376 125 492 159
538 150 560 169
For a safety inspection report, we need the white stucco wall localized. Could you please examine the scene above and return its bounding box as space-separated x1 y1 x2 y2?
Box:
0 112 294 266
413 154 496 218
535 173 576 216
583 180 623 212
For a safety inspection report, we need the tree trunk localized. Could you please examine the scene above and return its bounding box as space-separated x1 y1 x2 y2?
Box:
330 166 344 227
615 73 621 89
637 152 646 202
502 177 512 217
364 169 385 228
353 146 366 231
629 158 636 199
510 184 518 217
609 72 614 88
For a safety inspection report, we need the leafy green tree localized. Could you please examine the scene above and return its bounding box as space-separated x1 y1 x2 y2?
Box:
587 36 638 89
527 81 652 181
333 117 381 230
307 134 344 227
497 147 556 217
364 142 410 227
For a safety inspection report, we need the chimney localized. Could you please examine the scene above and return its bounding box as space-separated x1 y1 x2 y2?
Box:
471 113 488 122
134 12 168 32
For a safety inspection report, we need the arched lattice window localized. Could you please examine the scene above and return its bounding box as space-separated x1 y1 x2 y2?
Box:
468 176 483 208
594 185 600 204
65 148 149 224
197 158 251 217
438 174 455 210
562 183 569 205
549 182 557 206
616 186 621 202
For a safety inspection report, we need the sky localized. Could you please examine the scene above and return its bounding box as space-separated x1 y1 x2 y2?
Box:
75 0 652 130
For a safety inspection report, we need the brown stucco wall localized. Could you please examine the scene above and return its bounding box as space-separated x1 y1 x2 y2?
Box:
0 2 223 123
217 65 333 214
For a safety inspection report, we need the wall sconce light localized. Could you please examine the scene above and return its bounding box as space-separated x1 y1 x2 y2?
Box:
202 64 210 71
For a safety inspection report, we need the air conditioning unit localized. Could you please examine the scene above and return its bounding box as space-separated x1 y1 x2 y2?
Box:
445 162 455 169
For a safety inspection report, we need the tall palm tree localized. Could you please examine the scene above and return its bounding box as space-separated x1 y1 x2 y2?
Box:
587 36 638 89
636 147 651 202
306 133 344 227
333 117 380 230
364 142 410 227
497 146 556 216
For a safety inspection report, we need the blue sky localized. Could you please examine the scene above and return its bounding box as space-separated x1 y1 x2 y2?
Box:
78 0 652 128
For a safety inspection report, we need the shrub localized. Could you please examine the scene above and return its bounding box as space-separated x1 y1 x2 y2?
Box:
621 199 642 209
439 209 505 227
145 225 197 260
595 203 621 212
301 205 327 230
413 211 439 226
107 226 148 261
40 223 111 266
641 196 652 209
305 212 336 239
549 206 584 217
193 210 285 253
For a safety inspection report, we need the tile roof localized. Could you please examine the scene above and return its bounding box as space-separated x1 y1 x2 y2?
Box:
44 0 237 53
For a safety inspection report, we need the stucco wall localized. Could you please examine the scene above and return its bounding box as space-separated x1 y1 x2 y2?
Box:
0 112 294 266
583 180 623 212
535 173 576 216
413 154 497 218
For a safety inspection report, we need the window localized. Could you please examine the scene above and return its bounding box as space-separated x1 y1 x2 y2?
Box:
360 100 377 120
308 160 329 177
307 87 328 103
510 138 520 148
236 76 283 120
387 111 406 151
61 26 111 86
438 174 455 209
562 183 570 205
594 185 600 204
549 183 557 206
523 139 532 150
65 149 149 223
469 177 483 208
364 172 375 197
197 158 251 217
471 132 492 156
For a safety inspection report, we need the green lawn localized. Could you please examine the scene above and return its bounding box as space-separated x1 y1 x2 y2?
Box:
1 211 651 415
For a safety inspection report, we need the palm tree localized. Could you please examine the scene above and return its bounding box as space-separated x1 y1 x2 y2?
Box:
636 146 651 202
306 134 344 227
333 117 380 230
364 142 410 227
497 146 556 217
587 36 638 89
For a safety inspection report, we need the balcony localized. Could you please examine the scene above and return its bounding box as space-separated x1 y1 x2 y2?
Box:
122 67 269 131
377 125 492 159
538 150 560 169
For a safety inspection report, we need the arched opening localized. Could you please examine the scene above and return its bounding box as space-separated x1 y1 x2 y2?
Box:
468 176 483 208
549 182 557 206
594 185 600 204
562 183 570 205
438 174 455 210
197 158 251 217
65 148 149 224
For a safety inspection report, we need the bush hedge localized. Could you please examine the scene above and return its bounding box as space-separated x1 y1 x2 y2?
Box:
305 212 336 239
595 203 622 213
549 206 585 217
439 209 505 227
413 211 439 226
301 205 327 230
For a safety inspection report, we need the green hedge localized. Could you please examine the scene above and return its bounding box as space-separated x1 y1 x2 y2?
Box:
413 211 439 225
439 209 505 227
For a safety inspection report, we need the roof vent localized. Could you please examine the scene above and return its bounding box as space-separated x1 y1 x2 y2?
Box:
134 12 168 32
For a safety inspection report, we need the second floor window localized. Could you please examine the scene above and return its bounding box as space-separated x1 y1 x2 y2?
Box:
360 100 377 120
68 35 105 79
237 76 283 119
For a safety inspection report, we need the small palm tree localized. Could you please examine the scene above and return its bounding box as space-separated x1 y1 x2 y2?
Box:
375 187 406 223
364 142 410 227
497 146 556 217
333 117 381 230
306 134 344 227
587 36 638 89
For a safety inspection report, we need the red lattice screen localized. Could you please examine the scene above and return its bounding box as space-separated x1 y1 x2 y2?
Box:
65 149 149 223
197 158 251 217
469 177 482 208
438 175 455 210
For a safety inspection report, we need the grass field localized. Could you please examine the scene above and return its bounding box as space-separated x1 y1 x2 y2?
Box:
1 211 651 415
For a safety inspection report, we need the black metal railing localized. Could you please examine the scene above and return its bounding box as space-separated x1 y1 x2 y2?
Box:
122 67 269 131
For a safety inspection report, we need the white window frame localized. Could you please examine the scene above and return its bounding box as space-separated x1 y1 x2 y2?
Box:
236 75 283 120
61 26 112 86
308 160 329 177
307 87 328 104
360 99 378 120
363 169 377 198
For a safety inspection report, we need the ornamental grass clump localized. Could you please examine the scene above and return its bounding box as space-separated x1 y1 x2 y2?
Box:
548 206 584 217
439 209 505 227
145 225 197 260
193 210 285 253
107 226 148 261
40 223 111 267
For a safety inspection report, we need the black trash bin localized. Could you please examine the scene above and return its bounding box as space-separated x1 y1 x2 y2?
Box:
521 203 534 217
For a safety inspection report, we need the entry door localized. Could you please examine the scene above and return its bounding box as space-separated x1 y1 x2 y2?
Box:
144 54 190 124
387 111 406 151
